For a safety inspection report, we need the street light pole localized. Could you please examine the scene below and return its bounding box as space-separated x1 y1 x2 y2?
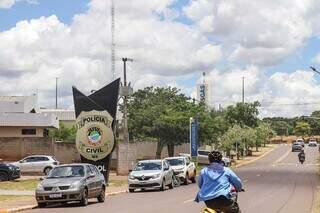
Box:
122 58 133 144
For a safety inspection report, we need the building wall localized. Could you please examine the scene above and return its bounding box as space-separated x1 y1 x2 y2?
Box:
0 138 190 170
0 127 44 137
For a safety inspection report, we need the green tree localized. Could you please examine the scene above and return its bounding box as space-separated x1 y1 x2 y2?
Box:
49 123 77 142
225 102 260 128
127 87 201 157
294 121 311 136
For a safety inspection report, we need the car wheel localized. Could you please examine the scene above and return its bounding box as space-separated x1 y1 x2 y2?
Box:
97 186 105 203
168 177 174 189
44 167 52 175
79 189 88 206
37 203 47 208
190 171 196 183
0 171 8 182
160 181 165 191
183 173 189 185
129 189 135 193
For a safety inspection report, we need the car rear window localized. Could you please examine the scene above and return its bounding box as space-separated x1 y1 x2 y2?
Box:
198 150 210 156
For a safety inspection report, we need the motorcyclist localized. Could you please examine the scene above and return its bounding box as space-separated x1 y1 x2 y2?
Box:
298 149 305 163
196 151 243 213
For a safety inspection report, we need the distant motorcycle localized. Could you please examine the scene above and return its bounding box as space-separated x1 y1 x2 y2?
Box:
299 155 305 164
201 187 244 213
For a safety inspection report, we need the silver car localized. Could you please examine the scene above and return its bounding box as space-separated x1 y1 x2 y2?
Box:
35 163 106 208
128 160 174 192
12 155 59 175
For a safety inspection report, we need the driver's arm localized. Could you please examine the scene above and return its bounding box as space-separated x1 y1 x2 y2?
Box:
227 168 242 191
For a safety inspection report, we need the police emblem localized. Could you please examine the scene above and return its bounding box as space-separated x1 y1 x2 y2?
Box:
76 110 114 161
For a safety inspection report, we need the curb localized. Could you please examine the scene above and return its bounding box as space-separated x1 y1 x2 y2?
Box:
0 190 128 213
0 205 36 213
107 190 128 196
235 145 277 168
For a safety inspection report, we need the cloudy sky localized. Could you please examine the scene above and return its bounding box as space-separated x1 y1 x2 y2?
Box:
1 0 320 117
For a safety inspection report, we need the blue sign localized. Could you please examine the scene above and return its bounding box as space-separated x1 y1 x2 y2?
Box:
190 119 199 157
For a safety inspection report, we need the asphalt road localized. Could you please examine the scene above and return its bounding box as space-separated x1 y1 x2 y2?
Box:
24 144 319 213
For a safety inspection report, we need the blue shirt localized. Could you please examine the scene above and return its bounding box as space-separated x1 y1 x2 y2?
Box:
196 163 242 202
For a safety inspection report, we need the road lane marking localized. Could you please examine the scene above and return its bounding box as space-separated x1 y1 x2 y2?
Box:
272 148 291 166
256 174 261 177
183 198 195 203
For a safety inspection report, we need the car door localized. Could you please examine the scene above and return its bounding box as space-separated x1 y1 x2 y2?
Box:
90 165 101 196
85 165 96 197
32 157 48 173
163 161 171 185
19 157 35 172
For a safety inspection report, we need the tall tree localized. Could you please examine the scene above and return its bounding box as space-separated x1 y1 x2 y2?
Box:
225 101 260 128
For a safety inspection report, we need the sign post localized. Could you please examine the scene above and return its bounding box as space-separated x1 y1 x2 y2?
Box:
190 117 199 158
72 79 120 183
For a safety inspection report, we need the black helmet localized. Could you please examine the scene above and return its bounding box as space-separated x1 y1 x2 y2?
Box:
208 151 223 163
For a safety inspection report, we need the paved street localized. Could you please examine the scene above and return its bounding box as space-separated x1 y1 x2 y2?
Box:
23 144 319 213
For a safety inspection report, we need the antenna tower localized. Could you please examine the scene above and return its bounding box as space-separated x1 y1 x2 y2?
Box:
111 0 115 80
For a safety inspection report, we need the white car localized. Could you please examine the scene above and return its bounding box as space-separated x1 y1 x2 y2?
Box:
165 156 196 185
197 150 231 167
128 159 174 192
12 155 59 175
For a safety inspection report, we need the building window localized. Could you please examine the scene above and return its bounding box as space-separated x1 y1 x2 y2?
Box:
22 129 36 135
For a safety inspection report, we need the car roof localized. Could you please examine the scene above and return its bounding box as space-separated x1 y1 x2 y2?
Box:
137 160 162 163
24 155 53 158
165 157 185 160
54 163 91 167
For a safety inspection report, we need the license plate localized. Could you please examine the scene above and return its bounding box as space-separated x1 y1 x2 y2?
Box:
49 193 62 198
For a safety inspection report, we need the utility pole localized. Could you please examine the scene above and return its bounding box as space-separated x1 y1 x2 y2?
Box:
122 58 133 144
55 77 58 109
242 76 245 103
111 0 116 80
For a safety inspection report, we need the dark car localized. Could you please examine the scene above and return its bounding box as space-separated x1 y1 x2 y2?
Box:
0 163 21 181
292 142 303 152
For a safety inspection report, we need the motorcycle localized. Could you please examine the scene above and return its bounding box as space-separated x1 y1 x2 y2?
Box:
201 187 244 213
299 155 305 164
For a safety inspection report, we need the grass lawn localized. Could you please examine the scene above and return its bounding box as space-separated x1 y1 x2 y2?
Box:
0 195 32 202
0 179 39 191
108 179 127 187
0 178 127 191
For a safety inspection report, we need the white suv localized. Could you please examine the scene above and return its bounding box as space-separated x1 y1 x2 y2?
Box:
165 156 196 185
12 155 59 175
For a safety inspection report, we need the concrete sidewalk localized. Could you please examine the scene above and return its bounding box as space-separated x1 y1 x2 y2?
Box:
0 174 128 212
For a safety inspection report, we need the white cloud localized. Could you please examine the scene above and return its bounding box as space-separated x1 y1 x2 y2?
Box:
0 0 221 108
184 0 316 66
201 67 320 117
0 0 38 9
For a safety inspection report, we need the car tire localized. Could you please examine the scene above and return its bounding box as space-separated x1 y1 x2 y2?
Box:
44 167 52 175
0 171 8 182
79 189 88 206
97 186 105 203
37 203 47 208
183 173 189 185
160 181 165 191
168 177 174 189
190 171 196 183
129 189 135 193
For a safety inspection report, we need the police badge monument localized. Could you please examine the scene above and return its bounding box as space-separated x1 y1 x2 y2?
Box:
72 79 120 182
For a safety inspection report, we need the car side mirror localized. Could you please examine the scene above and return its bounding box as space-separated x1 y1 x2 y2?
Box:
19 160 24 163
186 162 190 166
88 173 95 179
39 176 45 181
129 169 132 173
164 167 169 171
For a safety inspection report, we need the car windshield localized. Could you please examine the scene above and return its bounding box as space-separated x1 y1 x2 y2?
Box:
47 166 85 178
133 162 162 171
166 158 185 166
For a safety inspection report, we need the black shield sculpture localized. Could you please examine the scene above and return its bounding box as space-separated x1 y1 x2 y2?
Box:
72 78 120 183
